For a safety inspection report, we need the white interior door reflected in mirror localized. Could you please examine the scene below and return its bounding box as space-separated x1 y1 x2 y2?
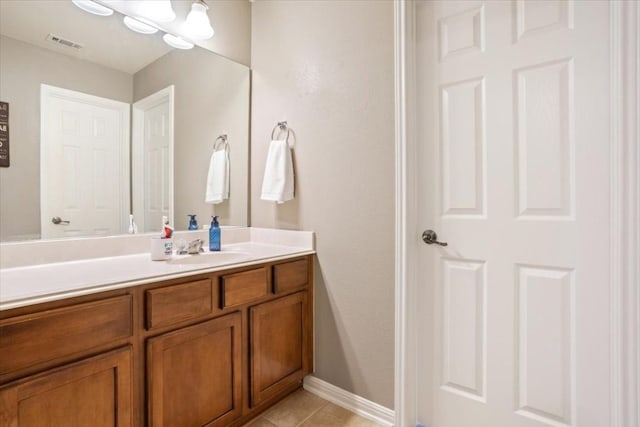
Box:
132 86 174 233
0 0 250 242
40 84 130 239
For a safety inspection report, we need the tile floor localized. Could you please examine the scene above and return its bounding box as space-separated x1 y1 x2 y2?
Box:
243 389 383 427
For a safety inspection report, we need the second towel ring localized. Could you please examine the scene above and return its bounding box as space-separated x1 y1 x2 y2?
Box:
271 121 290 142
213 134 228 151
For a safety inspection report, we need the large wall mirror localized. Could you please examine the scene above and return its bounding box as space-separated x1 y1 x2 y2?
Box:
0 0 250 242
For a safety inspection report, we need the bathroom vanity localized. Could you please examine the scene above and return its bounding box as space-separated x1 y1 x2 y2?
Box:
0 229 314 427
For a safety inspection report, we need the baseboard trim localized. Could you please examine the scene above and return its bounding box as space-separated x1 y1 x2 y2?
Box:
303 375 395 426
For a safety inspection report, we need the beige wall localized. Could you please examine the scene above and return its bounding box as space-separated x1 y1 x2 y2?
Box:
203 0 252 66
0 35 133 241
134 48 250 230
251 1 395 408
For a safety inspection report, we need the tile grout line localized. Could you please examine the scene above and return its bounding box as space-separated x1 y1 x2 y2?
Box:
293 400 331 427
259 391 330 427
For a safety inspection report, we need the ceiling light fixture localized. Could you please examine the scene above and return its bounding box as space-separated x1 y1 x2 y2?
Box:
138 0 176 23
123 16 159 34
184 0 214 40
162 33 194 50
71 0 114 16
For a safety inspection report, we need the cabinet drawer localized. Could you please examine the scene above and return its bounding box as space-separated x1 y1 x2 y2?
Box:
0 295 132 376
273 259 308 294
146 279 215 330
221 267 268 308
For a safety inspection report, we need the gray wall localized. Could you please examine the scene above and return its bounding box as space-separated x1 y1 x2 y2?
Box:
0 35 133 241
134 48 250 230
251 0 395 408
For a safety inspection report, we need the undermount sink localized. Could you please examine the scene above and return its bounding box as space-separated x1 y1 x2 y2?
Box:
167 251 250 266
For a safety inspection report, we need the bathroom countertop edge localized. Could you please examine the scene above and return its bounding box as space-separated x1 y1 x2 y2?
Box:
0 245 315 311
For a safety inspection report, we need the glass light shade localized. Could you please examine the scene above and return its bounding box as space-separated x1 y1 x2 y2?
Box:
184 1 214 40
138 0 176 23
162 33 194 50
71 0 114 16
123 16 158 34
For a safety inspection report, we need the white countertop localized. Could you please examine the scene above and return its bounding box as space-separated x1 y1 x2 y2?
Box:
0 228 314 311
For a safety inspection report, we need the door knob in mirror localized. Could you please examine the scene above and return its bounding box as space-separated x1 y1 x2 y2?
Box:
51 216 70 225
422 229 447 246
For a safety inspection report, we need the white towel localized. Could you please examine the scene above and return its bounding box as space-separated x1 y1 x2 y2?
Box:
261 139 294 204
205 148 229 204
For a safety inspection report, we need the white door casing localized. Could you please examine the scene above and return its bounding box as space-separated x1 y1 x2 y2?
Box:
40 84 130 239
394 1 640 427
132 85 174 233
609 2 640 426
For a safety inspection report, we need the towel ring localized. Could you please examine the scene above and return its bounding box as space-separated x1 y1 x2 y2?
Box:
271 121 290 142
213 134 228 151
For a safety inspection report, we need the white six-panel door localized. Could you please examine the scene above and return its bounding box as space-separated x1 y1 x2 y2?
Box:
132 86 174 233
40 84 130 239
415 1 611 426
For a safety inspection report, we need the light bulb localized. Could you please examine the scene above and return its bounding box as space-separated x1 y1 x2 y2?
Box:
138 0 176 23
71 0 114 16
163 34 194 50
184 1 214 40
123 16 158 34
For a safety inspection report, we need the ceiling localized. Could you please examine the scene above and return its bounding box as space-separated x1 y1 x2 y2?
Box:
0 0 182 74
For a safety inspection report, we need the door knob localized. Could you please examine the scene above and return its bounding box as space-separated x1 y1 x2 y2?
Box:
51 216 70 225
422 229 447 246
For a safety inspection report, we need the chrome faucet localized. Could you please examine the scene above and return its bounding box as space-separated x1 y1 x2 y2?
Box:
187 238 204 254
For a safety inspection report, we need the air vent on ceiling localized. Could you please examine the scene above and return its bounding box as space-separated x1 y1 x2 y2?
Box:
46 33 83 50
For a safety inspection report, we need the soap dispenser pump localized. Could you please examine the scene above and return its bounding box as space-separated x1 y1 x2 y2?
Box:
209 216 221 251
187 214 198 230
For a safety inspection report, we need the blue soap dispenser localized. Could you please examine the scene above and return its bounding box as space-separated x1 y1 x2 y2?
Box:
209 216 221 251
187 214 198 230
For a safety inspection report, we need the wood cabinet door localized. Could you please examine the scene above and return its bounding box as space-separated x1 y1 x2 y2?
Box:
147 312 242 427
0 346 132 427
250 291 311 406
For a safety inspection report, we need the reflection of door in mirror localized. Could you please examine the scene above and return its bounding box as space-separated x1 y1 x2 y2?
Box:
132 86 174 233
0 1 251 242
40 84 130 239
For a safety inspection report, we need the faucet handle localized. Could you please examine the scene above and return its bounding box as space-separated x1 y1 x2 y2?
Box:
175 239 188 255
